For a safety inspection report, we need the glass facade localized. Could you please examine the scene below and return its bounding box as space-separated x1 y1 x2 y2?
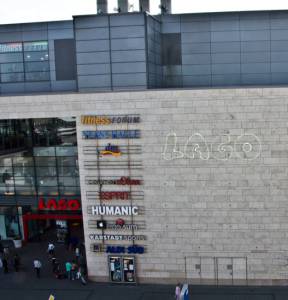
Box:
0 117 79 199
0 41 50 83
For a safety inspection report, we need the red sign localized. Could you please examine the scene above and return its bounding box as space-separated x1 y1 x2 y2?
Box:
116 177 141 185
100 191 131 200
38 198 81 211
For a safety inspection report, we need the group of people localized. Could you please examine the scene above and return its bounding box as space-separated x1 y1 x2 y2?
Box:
39 242 87 285
0 243 20 274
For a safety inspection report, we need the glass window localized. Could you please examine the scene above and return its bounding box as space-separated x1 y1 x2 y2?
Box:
0 43 22 53
0 159 12 167
25 61 49 72
33 147 56 157
1 63 24 73
57 166 78 177
0 52 23 63
25 71 50 81
15 185 36 196
37 176 57 187
59 176 79 187
24 41 48 52
5 215 20 238
36 166 57 177
0 41 50 83
59 186 80 196
56 146 78 156
35 156 56 167
1 72 24 82
13 166 34 178
24 51 49 62
12 156 34 167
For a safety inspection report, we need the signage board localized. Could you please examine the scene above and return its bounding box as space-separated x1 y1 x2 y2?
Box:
91 205 138 216
82 130 140 139
38 198 81 211
81 115 140 125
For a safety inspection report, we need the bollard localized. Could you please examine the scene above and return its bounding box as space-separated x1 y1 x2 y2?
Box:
180 283 189 300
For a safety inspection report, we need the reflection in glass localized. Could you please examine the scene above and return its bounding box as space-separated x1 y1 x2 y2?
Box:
23 41 48 52
0 43 22 53
1 72 24 82
0 118 79 198
1 63 24 73
25 71 50 81
25 61 49 72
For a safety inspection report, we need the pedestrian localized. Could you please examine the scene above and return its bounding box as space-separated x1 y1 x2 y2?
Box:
75 246 80 263
52 259 60 277
65 261 72 280
71 260 77 280
77 266 87 285
13 254 20 272
175 283 181 300
2 257 8 274
33 259 42 278
47 243 55 256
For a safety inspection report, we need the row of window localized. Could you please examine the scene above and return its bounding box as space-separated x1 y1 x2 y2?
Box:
0 41 49 83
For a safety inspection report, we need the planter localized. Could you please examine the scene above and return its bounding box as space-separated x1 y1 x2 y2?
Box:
13 239 22 248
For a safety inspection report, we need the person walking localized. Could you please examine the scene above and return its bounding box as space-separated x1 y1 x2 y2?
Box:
71 260 77 280
75 246 80 263
2 257 8 274
77 266 87 285
33 259 42 278
65 261 72 280
175 283 181 300
52 259 60 277
47 243 55 256
13 254 20 272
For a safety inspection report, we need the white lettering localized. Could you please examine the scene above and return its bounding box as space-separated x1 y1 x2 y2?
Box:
91 205 139 216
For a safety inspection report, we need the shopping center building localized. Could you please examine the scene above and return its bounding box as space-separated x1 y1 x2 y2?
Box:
1 0 288 285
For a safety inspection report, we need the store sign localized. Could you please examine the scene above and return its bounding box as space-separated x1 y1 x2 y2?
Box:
96 220 107 229
82 130 140 139
100 191 131 200
89 234 146 241
91 244 144 254
100 144 121 157
87 177 141 186
81 115 140 125
92 205 138 216
106 245 144 254
38 198 81 211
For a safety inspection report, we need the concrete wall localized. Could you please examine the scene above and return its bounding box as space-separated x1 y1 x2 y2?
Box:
1 87 288 284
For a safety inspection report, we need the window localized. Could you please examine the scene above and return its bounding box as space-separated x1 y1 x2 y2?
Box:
0 41 50 83
162 33 182 65
54 39 76 80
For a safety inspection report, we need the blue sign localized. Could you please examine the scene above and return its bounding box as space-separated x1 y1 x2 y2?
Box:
106 245 144 254
82 130 140 139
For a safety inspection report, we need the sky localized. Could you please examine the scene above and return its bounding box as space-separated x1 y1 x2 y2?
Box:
0 0 288 24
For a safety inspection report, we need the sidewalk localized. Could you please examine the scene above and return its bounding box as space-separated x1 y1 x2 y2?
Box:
1 235 288 299
0 269 288 300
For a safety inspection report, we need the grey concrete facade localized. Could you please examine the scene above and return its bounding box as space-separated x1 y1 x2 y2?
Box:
1 87 288 284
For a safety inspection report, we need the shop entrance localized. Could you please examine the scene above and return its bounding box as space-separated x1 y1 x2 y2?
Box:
22 214 83 245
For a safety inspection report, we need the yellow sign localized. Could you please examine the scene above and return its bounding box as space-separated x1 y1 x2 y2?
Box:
48 295 55 300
